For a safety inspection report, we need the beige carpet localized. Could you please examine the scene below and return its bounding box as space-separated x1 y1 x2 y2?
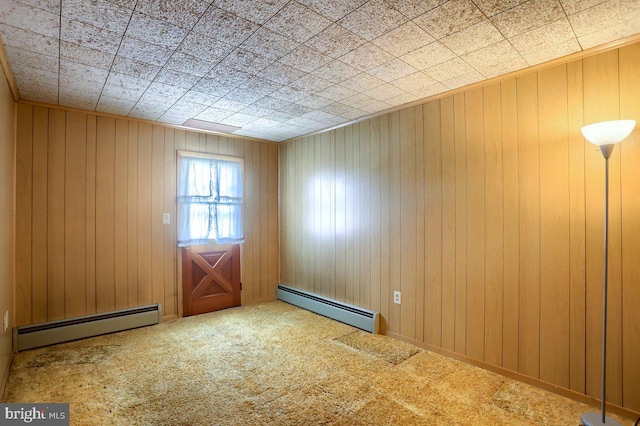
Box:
1 301 631 425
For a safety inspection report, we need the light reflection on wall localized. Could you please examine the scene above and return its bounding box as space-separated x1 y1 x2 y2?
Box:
307 172 353 238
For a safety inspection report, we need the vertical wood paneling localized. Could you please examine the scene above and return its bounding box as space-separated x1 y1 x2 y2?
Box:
453 93 467 355
424 101 442 347
465 88 485 361
483 83 503 367
47 109 66 320
277 40 640 414
114 119 128 310
17 106 279 325
567 59 586 394
501 78 519 372
440 97 456 352
399 108 417 340
15 103 32 325
619 42 640 411
516 73 540 378
95 116 115 313
31 106 48 324
65 111 87 318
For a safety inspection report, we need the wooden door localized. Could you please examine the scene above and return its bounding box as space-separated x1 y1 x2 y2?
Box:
181 244 241 317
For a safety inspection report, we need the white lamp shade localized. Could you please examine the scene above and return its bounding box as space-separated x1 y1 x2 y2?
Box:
581 120 636 146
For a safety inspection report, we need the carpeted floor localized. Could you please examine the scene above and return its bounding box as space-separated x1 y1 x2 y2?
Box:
1 301 632 425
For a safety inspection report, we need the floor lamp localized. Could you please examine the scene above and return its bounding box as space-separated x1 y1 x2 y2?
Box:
580 119 636 426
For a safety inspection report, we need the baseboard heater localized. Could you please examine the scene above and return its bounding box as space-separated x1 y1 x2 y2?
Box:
13 304 161 352
276 284 379 334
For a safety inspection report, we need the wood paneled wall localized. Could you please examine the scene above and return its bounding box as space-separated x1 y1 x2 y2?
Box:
279 42 640 412
0 58 15 395
15 105 279 325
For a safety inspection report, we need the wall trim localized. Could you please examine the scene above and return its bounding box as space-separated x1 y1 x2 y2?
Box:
0 35 19 102
0 352 12 399
386 331 640 422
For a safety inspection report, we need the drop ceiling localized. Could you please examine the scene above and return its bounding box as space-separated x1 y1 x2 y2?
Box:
1 0 639 142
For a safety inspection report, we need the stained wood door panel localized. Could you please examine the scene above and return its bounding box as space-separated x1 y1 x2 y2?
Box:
182 245 241 317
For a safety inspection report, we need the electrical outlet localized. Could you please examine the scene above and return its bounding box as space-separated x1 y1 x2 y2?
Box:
3 310 8 333
162 213 171 225
393 291 401 305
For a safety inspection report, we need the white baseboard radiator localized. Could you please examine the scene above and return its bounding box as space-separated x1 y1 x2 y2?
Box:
13 304 161 352
276 284 379 334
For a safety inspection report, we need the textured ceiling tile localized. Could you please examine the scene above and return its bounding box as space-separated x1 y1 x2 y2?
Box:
339 42 394 71
0 24 59 56
342 72 386 92
338 0 408 40
118 36 173 66
106 0 137 9
59 96 99 111
384 0 444 19
290 74 333 93
569 0 640 42
286 115 323 129
103 73 151 99
61 41 114 69
510 18 576 54
390 71 437 92
265 2 332 43
442 70 484 89
400 41 456 69
363 82 406 101
220 112 261 127
18 0 60 14
241 27 299 60
0 0 59 37
577 17 640 49
414 0 484 39
319 84 359 101
521 38 581 65
96 95 136 115
310 60 361 84
211 98 249 112
294 0 368 21
385 91 420 106
62 0 131 32
60 60 108 85
12 63 57 85
154 69 200 89
296 94 334 109
260 62 307 85
440 20 505 55
126 12 189 49
158 115 187 125
318 102 365 120
559 0 605 15
167 99 209 116
473 0 528 17
410 81 447 98
192 78 235 98
178 32 234 61
180 90 218 106
5 46 58 73
305 24 367 58
224 87 265 104
341 93 390 113
278 45 331 73
135 0 209 28
58 80 103 100
461 39 522 69
270 85 308 103
112 55 161 80
146 82 189 100
372 21 435 57
216 0 289 24
19 87 58 104
239 76 282 97
195 106 235 122
476 56 528 78
61 18 122 54
164 52 216 77
424 57 476 81
301 110 343 125
491 0 565 38
193 7 259 45
218 48 273 74
129 105 166 121
368 58 418 82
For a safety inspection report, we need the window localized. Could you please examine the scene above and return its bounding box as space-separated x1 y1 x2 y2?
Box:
177 152 244 247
